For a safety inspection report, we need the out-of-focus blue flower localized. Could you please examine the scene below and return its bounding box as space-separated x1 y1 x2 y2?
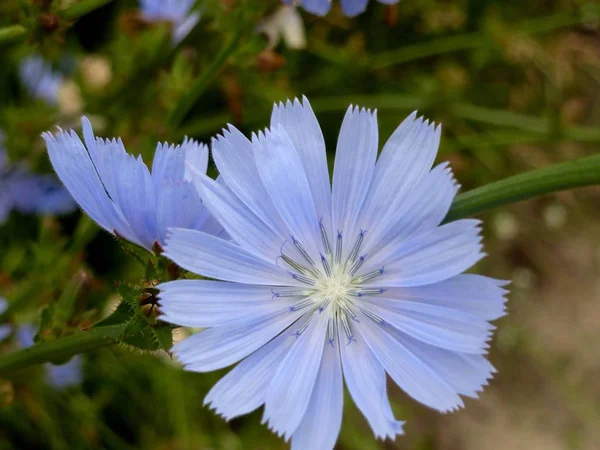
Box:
159 97 508 449
16 324 83 389
284 0 398 17
19 56 64 105
43 118 225 252
0 298 11 341
0 132 75 223
139 0 201 44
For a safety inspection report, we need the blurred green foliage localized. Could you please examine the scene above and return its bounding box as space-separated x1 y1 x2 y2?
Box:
0 0 599 449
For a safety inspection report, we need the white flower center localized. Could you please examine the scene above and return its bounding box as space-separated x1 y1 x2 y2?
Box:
273 225 386 344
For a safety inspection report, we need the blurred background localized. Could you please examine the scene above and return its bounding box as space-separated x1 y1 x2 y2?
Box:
1 0 600 449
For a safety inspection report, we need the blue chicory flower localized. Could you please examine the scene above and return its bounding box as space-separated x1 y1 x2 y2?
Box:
158 97 508 449
285 0 399 17
0 131 75 223
139 0 201 44
42 118 225 252
16 324 83 389
19 56 64 105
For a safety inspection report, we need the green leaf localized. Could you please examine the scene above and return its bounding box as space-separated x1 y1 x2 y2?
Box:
94 301 135 328
115 284 140 308
152 323 173 352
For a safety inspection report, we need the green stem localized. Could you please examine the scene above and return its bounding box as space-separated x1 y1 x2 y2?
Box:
372 9 582 68
308 95 600 143
0 324 125 378
445 153 600 221
61 0 115 20
168 29 242 128
0 25 27 46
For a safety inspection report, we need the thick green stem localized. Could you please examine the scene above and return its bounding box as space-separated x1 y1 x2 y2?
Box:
445 153 600 221
0 325 125 378
0 25 27 46
61 0 114 20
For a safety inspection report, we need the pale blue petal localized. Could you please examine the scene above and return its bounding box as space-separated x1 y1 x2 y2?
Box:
332 106 378 249
263 310 328 440
158 280 279 327
340 0 369 16
212 126 288 237
360 298 493 354
43 129 141 246
156 180 207 245
6 173 75 215
110 153 157 249
358 318 464 412
0 325 11 341
370 219 484 287
340 323 404 440
173 305 304 372
364 162 458 257
151 142 186 192
204 330 294 420
385 326 495 399
359 116 441 243
300 0 332 16
164 228 293 285
81 125 128 202
291 335 343 450
187 168 283 260
46 356 83 389
173 12 200 44
0 297 8 315
19 56 62 104
271 97 332 238
15 324 36 348
182 138 208 182
382 275 509 321
253 126 321 258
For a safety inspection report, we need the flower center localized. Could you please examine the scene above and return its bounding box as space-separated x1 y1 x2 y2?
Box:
272 224 386 344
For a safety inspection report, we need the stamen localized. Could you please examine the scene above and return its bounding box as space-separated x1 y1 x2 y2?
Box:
295 310 316 336
292 236 315 267
335 231 343 265
340 303 359 322
348 288 385 297
359 307 384 324
347 230 365 263
289 298 315 311
289 272 316 286
320 254 332 277
348 254 366 276
319 220 332 256
282 254 311 276
271 288 310 298
353 267 384 283
338 311 355 344
318 297 331 312
327 318 335 346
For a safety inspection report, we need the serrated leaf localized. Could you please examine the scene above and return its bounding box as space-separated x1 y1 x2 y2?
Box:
94 301 135 328
115 284 139 307
123 315 148 337
123 327 160 351
152 323 173 352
